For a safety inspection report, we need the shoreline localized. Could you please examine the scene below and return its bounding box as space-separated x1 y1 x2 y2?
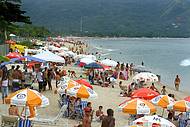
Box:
67 36 190 40
84 38 189 94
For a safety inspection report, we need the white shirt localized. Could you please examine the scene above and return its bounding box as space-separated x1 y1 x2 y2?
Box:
36 72 43 82
2 80 8 87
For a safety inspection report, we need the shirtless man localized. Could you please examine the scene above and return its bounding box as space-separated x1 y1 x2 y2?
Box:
101 109 115 127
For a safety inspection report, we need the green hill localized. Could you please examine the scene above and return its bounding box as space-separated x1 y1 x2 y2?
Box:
22 0 190 37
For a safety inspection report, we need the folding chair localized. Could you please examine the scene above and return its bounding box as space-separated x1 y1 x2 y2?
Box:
1 115 19 127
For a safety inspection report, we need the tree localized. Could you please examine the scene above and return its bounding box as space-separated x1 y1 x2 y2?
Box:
0 0 31 41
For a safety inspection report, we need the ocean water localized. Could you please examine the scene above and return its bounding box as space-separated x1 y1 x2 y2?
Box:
86 38 190 92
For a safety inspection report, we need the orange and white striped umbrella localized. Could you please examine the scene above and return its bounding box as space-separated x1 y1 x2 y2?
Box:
167 100 190 112
151 95 175 108
5 88 49 107
57 79 81 94
67 85 98 99
119 98 156 114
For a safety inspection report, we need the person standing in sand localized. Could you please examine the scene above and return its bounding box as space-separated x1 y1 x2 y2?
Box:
82 106 92 127
101 109 115 127
174 75 180 91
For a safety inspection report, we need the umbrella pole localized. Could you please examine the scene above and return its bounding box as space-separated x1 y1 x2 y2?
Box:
161 108 165 117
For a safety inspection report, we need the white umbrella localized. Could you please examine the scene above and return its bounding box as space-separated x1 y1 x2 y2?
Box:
60 47 69 51
80 58 95 64
132 72 158 83
100 59 117 67
74 54 97 61
58 51 69 57
133 115 176 127
66 51 76 57
9 34 16 37
84 55 97 61
33 50 65 63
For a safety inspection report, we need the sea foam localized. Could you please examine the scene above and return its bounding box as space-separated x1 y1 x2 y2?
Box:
180 59 190 66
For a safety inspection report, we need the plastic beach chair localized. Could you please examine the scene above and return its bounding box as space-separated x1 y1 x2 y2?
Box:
32 105 67 126
1 115 19 127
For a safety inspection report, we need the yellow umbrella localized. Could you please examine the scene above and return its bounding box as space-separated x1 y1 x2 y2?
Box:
57 79 81 94
5 88 49 107
67 85 98 99
119 98 156 114
151 95 175 108
167 100 190 112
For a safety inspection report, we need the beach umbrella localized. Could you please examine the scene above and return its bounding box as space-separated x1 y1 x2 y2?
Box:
97 63 111 70
75 79 93 89
60 47 69 51
167 100 190 112
151 95 175 108
9 34 16 37
6 52 22 59
119 98 156 115
132 72 158 83
100 59 117 67
5 88 49 107
133 115 176 127
57 79 80 94
66 51 76 57
67 85 98 99
80 58 95 64
84 62 103 69
131 88 159 100
5 40 16 44
126 125 143 127
0 56 10 62
58 51 69 57
184 96 190 102
133 65 151 73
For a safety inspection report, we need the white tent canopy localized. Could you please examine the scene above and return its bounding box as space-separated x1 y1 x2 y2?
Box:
33 50 65 63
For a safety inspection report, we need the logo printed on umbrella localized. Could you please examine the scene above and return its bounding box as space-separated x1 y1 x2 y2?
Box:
17 94 26 99
153 117 161 122
186 101 190 107
87 88 94 94
153 96 161 102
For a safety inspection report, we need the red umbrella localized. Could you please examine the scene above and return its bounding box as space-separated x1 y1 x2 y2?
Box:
184 96 190 102
78 62 86 67
75 79 93 89
6 52 22 59
131 88 159 100
98 63 111 70
5 40 16 45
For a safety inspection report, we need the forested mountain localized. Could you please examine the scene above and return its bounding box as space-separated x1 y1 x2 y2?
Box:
22 0 190 37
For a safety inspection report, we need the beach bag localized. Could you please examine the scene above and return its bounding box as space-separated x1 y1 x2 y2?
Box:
18 118 32 127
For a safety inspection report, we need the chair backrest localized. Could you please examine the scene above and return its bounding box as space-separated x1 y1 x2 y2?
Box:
80 101 88 110
1 115 18 125
53 105 67 121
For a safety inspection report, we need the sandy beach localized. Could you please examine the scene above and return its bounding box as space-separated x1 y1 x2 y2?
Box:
0 41 189 127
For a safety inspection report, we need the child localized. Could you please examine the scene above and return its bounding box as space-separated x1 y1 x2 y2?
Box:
161 86 167 95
